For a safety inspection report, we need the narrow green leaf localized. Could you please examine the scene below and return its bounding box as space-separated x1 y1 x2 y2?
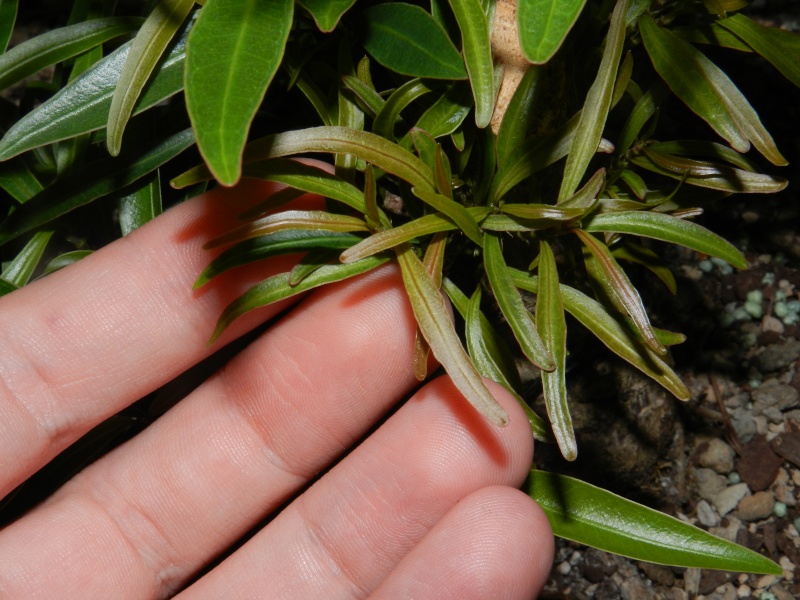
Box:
298 0 357 32
412 186 483 247
674 22 754 53
342 74 385 118
647 140 759 172
718 13 800 88
405 82 472 142
396 243 509 426
290 65 333 126
616 83 668 155
336 39 363 183
209 255 388 344
483 232 555 371
206 210 369 249
496 66 541 167
518 0 588 65
536 240 575 459
107 0 194 156
447 0 494 127
373 79 432 140
558 167 606 209
0 17 143 92
612 243 677 294
0 15 193 161
617 169 647 200
575 229 665 355
584 210 747 269
499 203 586 221
43 249 93 274
288 250 338 286
119 171 162 236
434 144 453 199
363 164 381 230
558 0 628 201
196 230 362 287
0 278 17 297
528 470 782 574
361 3 467 80
510 269 689 399
185 0 293 185
0 156 44 203
0 128 194 245
0 0 17 54
1 230 53 286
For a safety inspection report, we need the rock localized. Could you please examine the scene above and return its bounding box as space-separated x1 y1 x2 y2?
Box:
705 582 737 600
754 338 800 372
752 382 800 412
638 562 676 587
737 436 783 491
771 432 800 468
699 569 731 595
714 483 750 517
695 467 729 502
619 575 652 600
697 439 736 474
736 491 776 521
697 499 720 527
729 407 758 443
593 578 620 600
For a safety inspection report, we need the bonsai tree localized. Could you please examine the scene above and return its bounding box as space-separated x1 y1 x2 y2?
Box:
1 0 796 580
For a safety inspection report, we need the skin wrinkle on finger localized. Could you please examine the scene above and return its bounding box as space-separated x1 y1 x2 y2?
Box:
0 266 424 599
180 377 532 600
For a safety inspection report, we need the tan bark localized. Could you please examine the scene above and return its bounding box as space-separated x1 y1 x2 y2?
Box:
490 0 529 134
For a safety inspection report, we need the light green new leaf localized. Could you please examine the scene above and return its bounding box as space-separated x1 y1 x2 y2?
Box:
536 240 575 459
518 0 588 65
1 230 53 286
119 171 162 236
0 129 194 245
0 0 17 54
107 0 194 156
186 0 293 185
342 74 385 118
0 16 192 161
528 470 782 573
584 210 747 269
298 0 357 32
558 0 628 201
411 187 483 246
373 79 432 140
209 255 388 344
43 250 93 274
484 232 555 371
639 15 786 166
0 17 143 92
558 167 605 209
196 230 362 287
396 243 509 426
447 0 494 127
510 270 689 398
718 14 800 88
361 3 467 80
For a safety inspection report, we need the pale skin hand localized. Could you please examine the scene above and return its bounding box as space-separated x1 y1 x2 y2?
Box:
0 176 554 599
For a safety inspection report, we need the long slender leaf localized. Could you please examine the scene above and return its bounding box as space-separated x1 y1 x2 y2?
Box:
0 0 17 54
373 79 431 140
496 66 541 167
558 0 628 201
411 186 483 246
0 155 44 202
447 0 494 127
406 82 472 142
107 0 194 156
361 3 467 80
0 14 194 161
536 240 575 459
528 470 782 573
44 249 93 274
342 74 385 118
0 17 143 92
584 210 747 269
1 230 53 286
518 0 587 65
335 40 363 183
616 83 668 155
209 255 388 344
298 0 356 32
0 128 194 245
118 170 162 236
612 243 676 294
483 232 555 371
396 243 508 426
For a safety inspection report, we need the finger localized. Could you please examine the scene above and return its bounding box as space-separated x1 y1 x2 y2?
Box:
0 265 424 599
180 376 534 599
0 175 323 497
372 486 554 600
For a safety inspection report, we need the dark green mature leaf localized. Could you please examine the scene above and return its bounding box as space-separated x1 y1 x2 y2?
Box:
406 82 472 141
298 0 356 32
118 171 162 236
718 13 800 88
373 79 431 140
639 15 786 166
528 470 782 573
107 0 194 156
0 17 143 92
411 187 483 246
44 250 93 274
518 0 588 65
447 0 494 127
186 0 293 185
0 278 17 297
396 243 509 426
360 3 467 80
496 67 541 167
484 232 555 371
0 156 43 202
675 22 754 53
514 268 690 398
612 243 677 294
0 128 194 245
616 83 668 155
196 230 362 287
0 0 17 54
0 15 193 161
584 210 747 269
558 0 628 201
536 240 575 459
342 74 385 118
1 230 53 286
209 255 389 344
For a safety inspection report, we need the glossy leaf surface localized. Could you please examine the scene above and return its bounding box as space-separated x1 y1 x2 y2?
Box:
186 0 293 185
119 171 162 236
528 470 782 573
298 0 356 32
1 230 53 286
373 79 431 140
518 0 587 65
0 0 17 54
411 187 483 246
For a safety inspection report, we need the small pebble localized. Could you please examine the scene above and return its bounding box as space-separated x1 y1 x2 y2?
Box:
729 472 742 484
737 491 775 521
699 259 714 272
698 439 736 474
697 499 720 527
744 302 763 319
714 483 750 517
747 289 763 304
737 584 751 597
557 560 571 575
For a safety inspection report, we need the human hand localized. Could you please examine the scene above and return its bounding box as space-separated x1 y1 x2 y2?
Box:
0 177 554 598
